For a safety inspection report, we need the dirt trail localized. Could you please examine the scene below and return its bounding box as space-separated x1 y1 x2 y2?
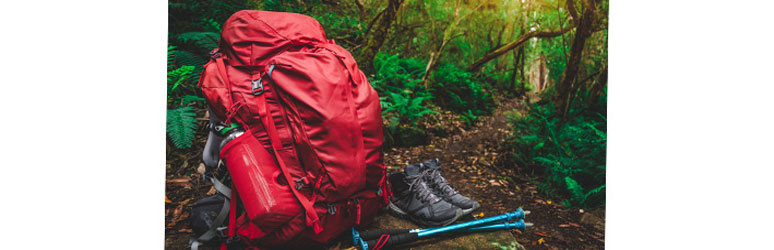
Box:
165 95 605 250
382 96 605 250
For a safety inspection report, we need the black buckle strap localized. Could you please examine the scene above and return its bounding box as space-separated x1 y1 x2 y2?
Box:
225 236 242 248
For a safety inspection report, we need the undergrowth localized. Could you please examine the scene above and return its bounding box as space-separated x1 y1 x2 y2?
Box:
508 87 607 208
433 63 496 123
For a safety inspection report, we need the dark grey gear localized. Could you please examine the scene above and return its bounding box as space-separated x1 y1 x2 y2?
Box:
420 158 480 216
388 164 463 227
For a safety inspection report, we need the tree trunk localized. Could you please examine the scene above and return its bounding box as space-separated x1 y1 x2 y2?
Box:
468 24 575 72
421 2 482 87
511 49 520 91
586 65 607 106
360 0 404 74
555 0 596 118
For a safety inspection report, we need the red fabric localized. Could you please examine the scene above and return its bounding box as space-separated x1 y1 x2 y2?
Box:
371 234 391 250
200 10 387 248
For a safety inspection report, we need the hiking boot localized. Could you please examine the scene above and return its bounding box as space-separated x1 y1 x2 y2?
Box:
388 165 463 227
420 159 481 216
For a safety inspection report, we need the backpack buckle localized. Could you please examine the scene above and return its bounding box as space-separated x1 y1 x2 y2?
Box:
251 78 264 96
209 48 222 59
215 226 228 239
294 176 309 190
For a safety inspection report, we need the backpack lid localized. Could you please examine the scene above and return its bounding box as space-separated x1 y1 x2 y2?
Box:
219 10 329 67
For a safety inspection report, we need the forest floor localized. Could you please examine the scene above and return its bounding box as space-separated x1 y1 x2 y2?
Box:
165 95 605 250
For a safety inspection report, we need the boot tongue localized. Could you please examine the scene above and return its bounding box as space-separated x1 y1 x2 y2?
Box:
423 159 441 169
404 163 423 176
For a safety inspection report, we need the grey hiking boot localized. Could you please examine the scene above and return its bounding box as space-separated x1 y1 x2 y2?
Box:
420 159 481 216
388 165 463 227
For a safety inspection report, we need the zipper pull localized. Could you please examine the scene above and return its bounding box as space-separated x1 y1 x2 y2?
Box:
354 199 361 225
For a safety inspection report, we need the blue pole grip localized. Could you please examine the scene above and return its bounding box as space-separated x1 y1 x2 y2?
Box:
352 228 369 250
464 219 527 232
417 208 526 237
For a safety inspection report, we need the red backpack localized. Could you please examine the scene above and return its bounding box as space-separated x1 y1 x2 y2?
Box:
198 10 389 249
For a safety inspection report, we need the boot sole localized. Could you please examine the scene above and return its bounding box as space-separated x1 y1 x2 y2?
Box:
388 202 464 227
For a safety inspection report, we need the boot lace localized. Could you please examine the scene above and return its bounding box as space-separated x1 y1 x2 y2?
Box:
406 171 439 203
427 168 459 197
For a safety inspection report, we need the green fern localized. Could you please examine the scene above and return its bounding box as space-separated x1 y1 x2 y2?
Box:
167 45 177 70
168 65 195 94
381 92 436 125
585 184 606 202
176 32 219 56
201 18 222 33
177 95 205 106
564 177 586 205
508 100 606 208
166 106 198 149
459 109 478 127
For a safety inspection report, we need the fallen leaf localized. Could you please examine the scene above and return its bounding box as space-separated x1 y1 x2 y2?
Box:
547 200 552 205
172 205 183 218
559 224 570 228
569 222 580 227
197 163 206 174
538 238 545 245
165 195 172 204
179 198 193 206
168 211 190 228
178 228 192 233
167 178 190 183
479 212 485 218
206 186 216 196
534 231 549 237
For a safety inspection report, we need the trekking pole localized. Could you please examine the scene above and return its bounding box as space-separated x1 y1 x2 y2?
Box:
353 209 532 250
357 208 529 240
357 208 530 241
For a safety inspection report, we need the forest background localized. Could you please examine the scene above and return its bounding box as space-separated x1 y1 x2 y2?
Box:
167 0 609 209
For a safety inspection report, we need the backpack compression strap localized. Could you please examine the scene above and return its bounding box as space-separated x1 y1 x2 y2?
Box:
213 52 241 126
211 59 322 234
254 65 323 234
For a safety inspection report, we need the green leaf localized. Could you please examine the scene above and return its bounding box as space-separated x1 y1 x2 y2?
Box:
178 95 205 105
564 176 586 205
166 106 198 149
584 184 606 202
168 65 195 93
176 32 219 56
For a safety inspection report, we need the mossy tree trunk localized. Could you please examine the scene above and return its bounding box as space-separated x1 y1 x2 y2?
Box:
359 0 404 74
555 0 599 119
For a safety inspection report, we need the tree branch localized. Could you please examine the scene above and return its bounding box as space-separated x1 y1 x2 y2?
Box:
566 0 579 24
354 0 366 22
468 24 576 72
